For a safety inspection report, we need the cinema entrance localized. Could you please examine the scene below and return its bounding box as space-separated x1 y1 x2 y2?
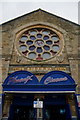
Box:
7 93 72 120
2 71 79 120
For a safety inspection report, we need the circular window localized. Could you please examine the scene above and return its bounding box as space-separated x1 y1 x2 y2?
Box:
18 27 61 61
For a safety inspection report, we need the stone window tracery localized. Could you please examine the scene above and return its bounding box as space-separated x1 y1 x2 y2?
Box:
18 27 62 61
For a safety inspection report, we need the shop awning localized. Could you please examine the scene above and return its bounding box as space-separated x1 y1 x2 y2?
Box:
3 71 76 93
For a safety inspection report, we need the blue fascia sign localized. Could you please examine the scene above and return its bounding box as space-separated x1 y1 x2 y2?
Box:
3 71 39 85
40 71 75 85
3 70 76 91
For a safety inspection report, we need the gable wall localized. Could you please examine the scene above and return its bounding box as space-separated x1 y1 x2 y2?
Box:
1 10 80 92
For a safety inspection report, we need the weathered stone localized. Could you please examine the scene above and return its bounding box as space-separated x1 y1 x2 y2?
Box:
1 9 80 119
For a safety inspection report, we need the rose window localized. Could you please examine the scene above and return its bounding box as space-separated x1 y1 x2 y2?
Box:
18 27 61 61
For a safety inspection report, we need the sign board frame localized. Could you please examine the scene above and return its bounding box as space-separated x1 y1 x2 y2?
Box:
33 101 43 108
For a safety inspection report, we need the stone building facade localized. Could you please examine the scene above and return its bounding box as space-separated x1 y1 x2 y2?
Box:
0 9 80 120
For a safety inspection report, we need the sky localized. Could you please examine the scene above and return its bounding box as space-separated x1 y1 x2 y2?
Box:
0 0 80 24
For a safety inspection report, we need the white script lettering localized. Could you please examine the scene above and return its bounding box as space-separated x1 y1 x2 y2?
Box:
44 77 67 84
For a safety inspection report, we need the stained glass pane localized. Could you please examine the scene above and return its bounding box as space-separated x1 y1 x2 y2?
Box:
30 31 37 35
37 47 43 53
51 36 59 41
37 34 42 38
20 36 28 41
42 53 51 59
29 45 35 50
52 45 60 52
43 45 50 50
43 36 49 40
19 45 27 52
30 36 36 40
28 52 36 59
27 40 33 45
46 40 52 45
42 31 50 35
35 40 44 46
